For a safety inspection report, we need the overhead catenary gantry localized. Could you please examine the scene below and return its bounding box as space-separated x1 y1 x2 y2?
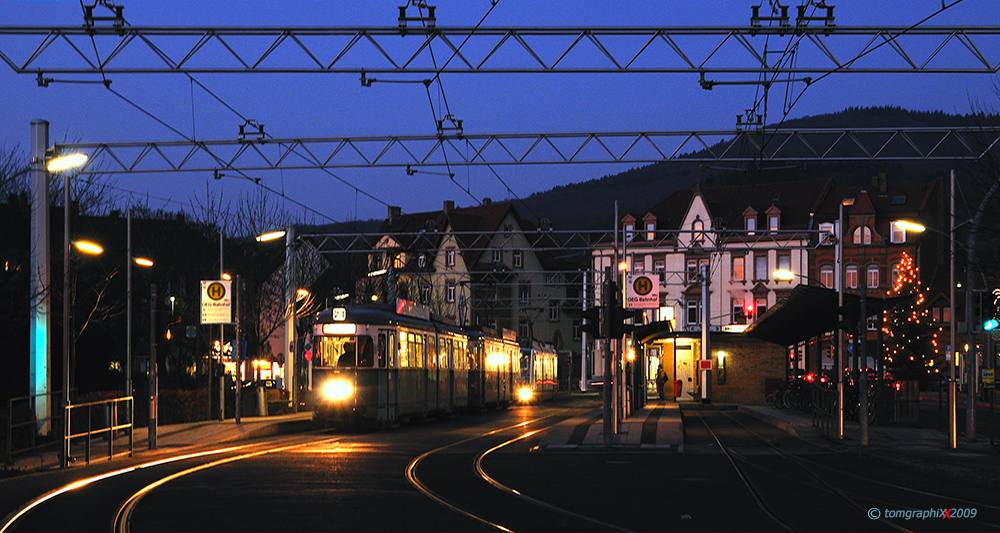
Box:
53 126 1000 175
1 25 999 82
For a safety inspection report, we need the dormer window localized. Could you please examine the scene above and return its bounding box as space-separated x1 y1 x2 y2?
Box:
625 223 635 242
765 205 781 234
743 206 758 235
646 221 656 241
418 255 427 268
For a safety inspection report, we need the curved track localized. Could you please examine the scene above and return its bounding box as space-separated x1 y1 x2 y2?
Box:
406 414 632 532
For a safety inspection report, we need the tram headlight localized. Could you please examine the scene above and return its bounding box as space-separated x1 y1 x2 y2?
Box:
517 386 533 402
322 379 354 401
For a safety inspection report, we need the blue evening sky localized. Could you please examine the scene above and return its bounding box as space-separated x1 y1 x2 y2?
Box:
1 1 998 226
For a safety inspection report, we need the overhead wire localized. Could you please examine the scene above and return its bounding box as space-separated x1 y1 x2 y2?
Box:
76 4 391 228
413 0 543 223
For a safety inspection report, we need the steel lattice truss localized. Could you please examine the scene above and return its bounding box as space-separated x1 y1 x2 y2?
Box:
302 228 821 255
2 25 999 79
54 126 1000 175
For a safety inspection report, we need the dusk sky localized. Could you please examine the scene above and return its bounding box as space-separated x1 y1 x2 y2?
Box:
2 1 999 228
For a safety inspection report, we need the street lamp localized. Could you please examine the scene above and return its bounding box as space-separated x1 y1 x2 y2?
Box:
893 172 958 448
27 119 90 442
55 149 90 468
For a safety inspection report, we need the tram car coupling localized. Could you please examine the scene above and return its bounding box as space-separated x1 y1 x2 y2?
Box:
310 300 523 428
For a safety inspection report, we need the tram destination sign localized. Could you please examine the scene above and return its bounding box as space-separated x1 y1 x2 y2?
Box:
625 273 659 309
200 280 233 324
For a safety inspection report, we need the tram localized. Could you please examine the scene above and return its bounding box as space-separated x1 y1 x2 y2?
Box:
516 341 559 403
310 300 521 427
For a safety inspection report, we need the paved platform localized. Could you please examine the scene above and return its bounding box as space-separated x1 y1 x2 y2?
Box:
537 401 684 451
5 412 315 474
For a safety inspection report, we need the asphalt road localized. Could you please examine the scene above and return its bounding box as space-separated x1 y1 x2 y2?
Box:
3 396 998 532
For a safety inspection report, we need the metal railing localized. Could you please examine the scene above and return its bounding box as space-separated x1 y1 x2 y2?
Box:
65 396 133 465
811 384 838 440
4 391 65 466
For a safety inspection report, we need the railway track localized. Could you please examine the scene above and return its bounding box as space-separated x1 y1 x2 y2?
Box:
691 409 1000 532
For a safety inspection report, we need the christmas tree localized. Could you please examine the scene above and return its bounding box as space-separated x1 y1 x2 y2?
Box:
881 251 937 380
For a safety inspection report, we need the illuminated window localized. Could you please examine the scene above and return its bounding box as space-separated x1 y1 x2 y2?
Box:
692 219 705 243
819 222 835 246
732 256 745 281
891 222 906 244
853 226 872 245
820 265 834 289
846 265 858 289
867 264 879 289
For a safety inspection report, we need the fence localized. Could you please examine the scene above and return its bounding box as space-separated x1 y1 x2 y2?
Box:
65 396 134 465
5 391 64 467
811 384 838 440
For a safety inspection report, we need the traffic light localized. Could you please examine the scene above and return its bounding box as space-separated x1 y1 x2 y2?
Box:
985 318 999 331
580 306 604 337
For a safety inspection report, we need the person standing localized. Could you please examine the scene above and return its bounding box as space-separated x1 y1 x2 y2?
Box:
655 364 667 400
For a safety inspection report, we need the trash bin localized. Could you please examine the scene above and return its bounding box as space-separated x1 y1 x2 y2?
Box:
673 379 683 398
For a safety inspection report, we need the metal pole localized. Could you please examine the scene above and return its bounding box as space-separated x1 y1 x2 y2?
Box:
967 282 977 441
285 226 296 412
581 268 589 392
701 262 710 403
219 231 225 421
62 171 71 467
235 275 242 424
837 201 845 440
949 169 957 449
859 249 869 446
127 209 133 451
29 119 52 437
148 283 157 449
603 265 613 448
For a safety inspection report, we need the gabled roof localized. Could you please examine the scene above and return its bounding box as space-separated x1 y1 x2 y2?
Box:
643 178 834 232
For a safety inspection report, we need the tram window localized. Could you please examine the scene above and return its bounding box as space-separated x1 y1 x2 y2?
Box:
319 335 375 368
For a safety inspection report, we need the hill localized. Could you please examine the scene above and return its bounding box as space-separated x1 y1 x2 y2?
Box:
512 106 986 230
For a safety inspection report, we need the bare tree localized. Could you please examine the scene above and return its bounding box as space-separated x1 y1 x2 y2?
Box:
0 142 28 198
229 188 326 363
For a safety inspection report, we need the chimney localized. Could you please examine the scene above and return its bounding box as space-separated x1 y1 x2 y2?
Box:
443 200 454 214
879 172 888 195
482 197 492 206
387 205 401 222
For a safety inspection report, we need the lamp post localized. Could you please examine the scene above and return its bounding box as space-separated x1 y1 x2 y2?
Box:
893 171 958 448
127 208 153 454
256 227 297 412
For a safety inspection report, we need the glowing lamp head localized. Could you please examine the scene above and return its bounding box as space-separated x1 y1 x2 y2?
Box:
517 387 533 402
322 379 353 401
46 152 88 172
73 240 103 255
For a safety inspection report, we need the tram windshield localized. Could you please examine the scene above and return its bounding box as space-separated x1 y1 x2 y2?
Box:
317 335 375 368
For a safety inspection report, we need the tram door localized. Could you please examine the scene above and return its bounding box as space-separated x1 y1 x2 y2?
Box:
378 330 396 420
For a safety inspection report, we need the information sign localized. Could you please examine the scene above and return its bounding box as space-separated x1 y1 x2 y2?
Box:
200 280 233 324
625 273 659 309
